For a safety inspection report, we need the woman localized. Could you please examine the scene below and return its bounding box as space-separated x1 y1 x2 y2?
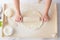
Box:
14 0 52 22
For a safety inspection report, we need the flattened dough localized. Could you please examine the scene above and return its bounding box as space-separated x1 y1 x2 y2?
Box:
18 10 43 30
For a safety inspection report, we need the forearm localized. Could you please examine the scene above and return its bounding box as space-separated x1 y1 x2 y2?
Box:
13 0 20 15
44 0 52 15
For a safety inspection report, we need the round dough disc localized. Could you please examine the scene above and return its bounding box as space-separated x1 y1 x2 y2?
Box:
20 10 43 30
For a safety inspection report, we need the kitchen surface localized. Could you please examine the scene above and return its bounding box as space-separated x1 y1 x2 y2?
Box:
0 0 60 40
2 3 57 38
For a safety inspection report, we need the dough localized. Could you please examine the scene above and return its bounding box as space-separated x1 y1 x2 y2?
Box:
18 10 43 30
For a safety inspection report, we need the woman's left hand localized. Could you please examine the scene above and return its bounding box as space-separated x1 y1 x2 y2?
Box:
41 14 50 22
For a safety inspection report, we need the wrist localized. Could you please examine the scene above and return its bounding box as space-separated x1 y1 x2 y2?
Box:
16 10 21 15
44 8 49 15
44 11 48 16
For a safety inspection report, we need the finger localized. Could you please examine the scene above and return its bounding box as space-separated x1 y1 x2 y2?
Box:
21 17 23 22
21 18 23 22
40 17 41 20
40 17 43 20
20 18 23 22
15 17 20 22
48 17 50 20
41 17 44 22
42 18 44 22
44 18 47 21
15 19 20 22
44 18 48 22
39 17 44 22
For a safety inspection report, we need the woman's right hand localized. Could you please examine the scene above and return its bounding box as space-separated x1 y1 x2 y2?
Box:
15 12 23 22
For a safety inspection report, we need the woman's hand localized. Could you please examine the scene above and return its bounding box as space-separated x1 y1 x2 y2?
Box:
41 13 50 22
15 12 23 22
14 0 23 22
41 0 52 22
